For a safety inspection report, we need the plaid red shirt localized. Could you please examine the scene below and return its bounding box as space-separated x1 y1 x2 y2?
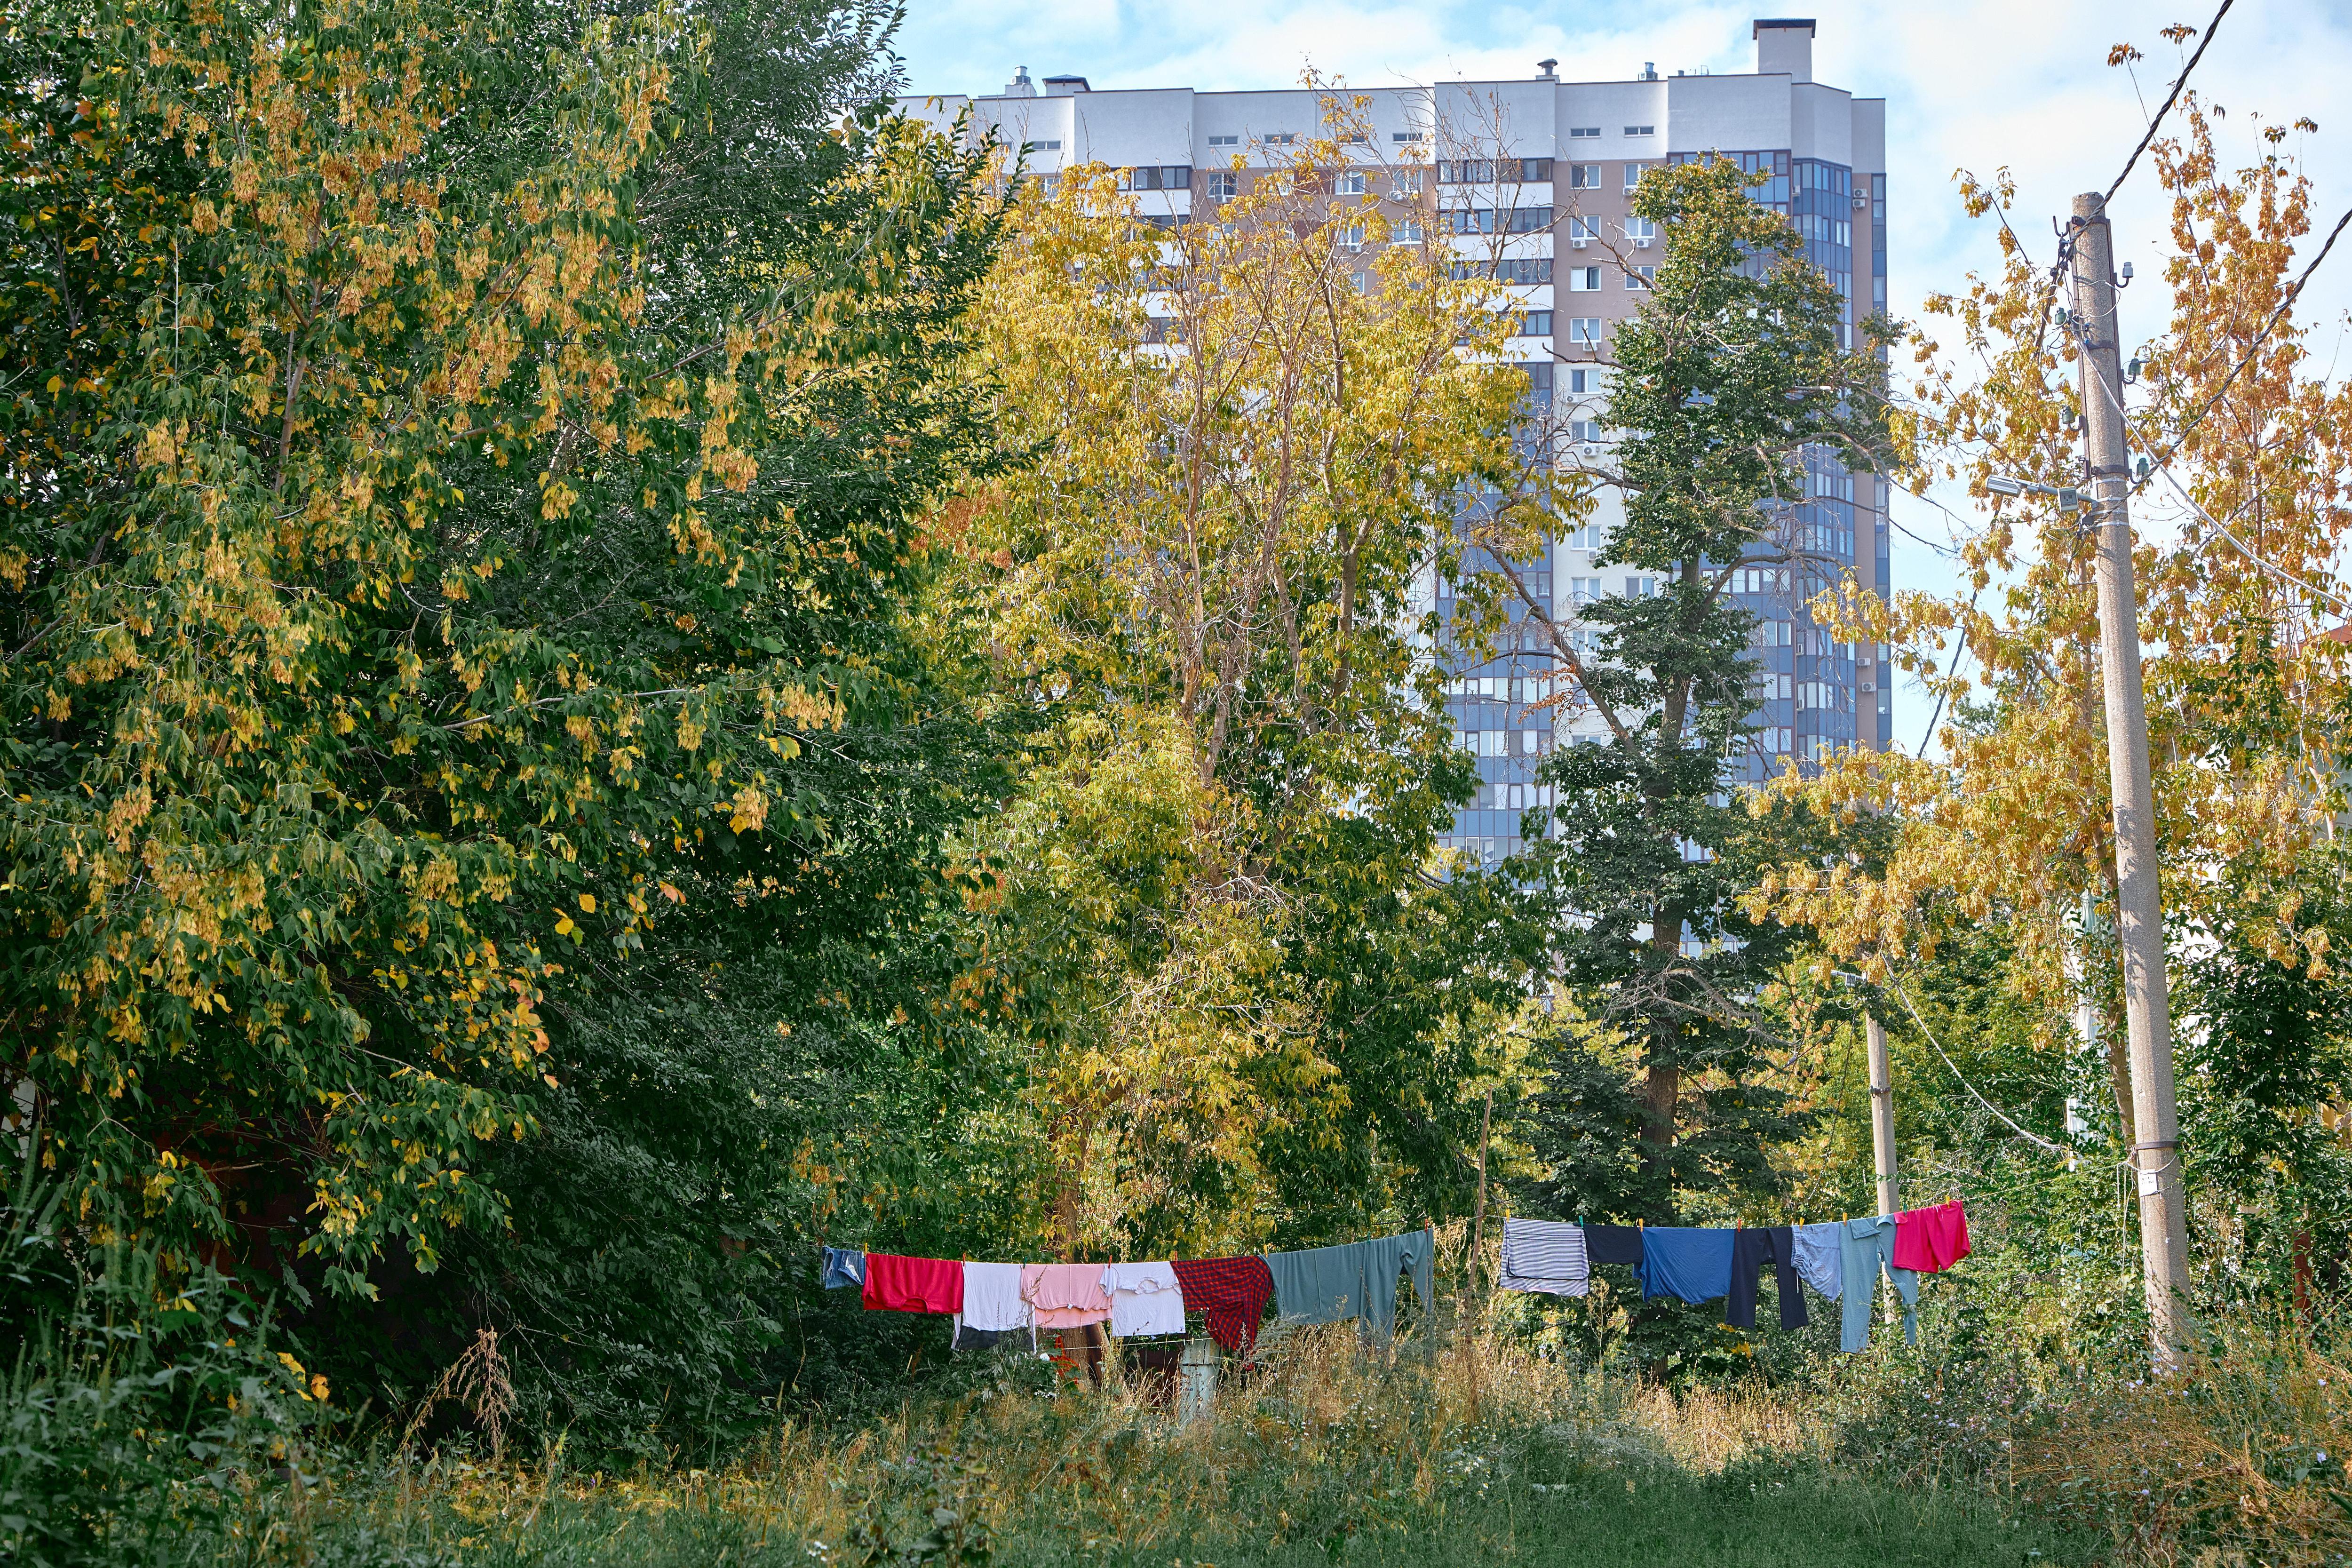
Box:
1171 1256 1273 1355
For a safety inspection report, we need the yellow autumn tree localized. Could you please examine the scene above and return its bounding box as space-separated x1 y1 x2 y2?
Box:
933 91 1566 1253
1748 99 2352 1142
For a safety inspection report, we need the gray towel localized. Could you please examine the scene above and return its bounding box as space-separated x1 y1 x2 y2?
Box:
1500 1218 1589 1297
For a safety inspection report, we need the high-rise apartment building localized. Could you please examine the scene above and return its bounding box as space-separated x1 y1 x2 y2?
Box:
902 18 1890 867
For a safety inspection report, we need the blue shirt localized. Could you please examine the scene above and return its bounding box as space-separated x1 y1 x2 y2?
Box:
1635 1226 1736 1304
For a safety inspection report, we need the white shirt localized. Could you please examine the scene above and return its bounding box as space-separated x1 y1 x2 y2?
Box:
957 1260 1033 1332
1104 1260 1186 1337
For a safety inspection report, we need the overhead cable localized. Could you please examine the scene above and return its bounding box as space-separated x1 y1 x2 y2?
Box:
2103 0 2235 205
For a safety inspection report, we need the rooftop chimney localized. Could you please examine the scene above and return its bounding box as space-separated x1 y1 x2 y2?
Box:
1004 65 1034 97
1642 61 1658 80
1041 73 1091 96
1753 17 1815 82
1537 58 1557 80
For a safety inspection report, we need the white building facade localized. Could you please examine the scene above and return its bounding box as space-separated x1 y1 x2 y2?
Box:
902 19 1891 867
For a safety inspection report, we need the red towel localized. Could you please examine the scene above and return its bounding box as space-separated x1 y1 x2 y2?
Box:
1170 1256 1274 1354
861 1253 964 1313
1891 1200 1971 1273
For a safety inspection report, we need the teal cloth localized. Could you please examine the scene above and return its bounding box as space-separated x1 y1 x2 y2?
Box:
1359 1230 1436 1339
1264 1229 1435 1340
1265 1242 1364 1326
1838 1215 1919 1352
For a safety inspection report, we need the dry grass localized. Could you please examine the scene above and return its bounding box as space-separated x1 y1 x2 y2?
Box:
2010 1319 2352 1565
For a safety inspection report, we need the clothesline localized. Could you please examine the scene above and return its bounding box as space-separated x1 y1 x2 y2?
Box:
826 1198 1971 1358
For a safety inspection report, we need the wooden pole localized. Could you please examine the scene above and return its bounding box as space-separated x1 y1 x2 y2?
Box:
2069 191 2191 1365
1470 1087 1494 1312
1866 1014 1899 1216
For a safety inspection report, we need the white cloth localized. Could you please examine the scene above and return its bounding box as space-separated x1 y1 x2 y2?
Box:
1791 1222 1844 1300
1104 1261 1186 1337
1499 1218 1589 1297
957 1260 1033 1333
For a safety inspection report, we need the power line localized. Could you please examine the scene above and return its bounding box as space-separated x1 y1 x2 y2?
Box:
2104 0 2235 205
1884 973 2073 1155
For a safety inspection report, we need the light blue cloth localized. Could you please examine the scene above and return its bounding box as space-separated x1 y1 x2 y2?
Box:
1634 1227 1736 1304
1791 1221 1844 1300
1837 1216 1918 1352
821 1246 866 1290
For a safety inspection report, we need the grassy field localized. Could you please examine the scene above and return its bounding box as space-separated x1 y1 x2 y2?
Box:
318 1333 2089 1568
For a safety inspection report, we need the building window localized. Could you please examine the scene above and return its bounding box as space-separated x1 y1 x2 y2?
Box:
1119 165 1192 191
1392 129 1420 143
1021 139 1062 153
1445 206 1553 235
1566 317 1604 346
1568 368 1597 394
1568 126 1601 139
1267 132 1296 145
1338 223 1366 251
1336 170 1366 196
1624 575 1658 598
1566 576 1604 602
1623 124 1655 137
1517 310 1553 336
1438 159 1495 184
1624 215 1658 246
1208 134 1239 148
1624 161 1661 191
1391 170 1424 197
1624 265 1655 289
1565 265 1602 292
1568 163 1603 189
1568 419 1603 442
1204 170 1237 200
1567 215 1599 245
1565 521 1604 548
1391 219 1423 243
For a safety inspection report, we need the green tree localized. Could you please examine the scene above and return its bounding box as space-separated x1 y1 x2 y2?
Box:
0 0 1006 1326
1492 156 1893 1223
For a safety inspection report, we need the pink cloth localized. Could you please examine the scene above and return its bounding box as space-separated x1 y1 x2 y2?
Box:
1021 1263 1113 1328
1891 1200 1971 1273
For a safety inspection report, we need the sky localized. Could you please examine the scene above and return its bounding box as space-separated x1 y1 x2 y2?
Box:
890 0 2352 754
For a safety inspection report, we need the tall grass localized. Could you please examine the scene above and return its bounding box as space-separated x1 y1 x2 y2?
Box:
314 1325 2081 1568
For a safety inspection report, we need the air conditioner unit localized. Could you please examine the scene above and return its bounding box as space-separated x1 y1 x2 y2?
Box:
1570 235 1588 248
1634 235 1653 247
1580 443 1601 459
1851 192 1866 209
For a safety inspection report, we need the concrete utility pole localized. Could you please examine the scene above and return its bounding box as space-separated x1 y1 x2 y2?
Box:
2069 191 2191 1361
1865 1015 1899 1217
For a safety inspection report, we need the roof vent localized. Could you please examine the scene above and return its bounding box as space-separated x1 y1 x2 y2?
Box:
1537 58 1558 80
1004 65 1035 97
1642 61 1659 81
